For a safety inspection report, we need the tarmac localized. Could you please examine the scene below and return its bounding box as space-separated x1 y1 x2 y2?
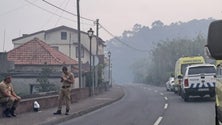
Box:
0 85 124 125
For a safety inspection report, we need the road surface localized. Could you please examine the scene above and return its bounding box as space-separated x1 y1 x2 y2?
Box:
59 84 215 125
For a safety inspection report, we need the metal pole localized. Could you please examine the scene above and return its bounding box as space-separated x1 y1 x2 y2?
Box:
96 19 99 55
92 55 95 95
89 37 92 94
111 63 112 87
3 29 5 52
77 0 82 88
69 32 71 58
95 19 99 88
108 56 110 88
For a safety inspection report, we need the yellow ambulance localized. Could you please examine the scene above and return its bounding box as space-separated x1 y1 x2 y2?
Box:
174 56 205 95
206 20 222 125
215 60 222 67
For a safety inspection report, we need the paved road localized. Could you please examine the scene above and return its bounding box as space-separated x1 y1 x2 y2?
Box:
59 84 215 125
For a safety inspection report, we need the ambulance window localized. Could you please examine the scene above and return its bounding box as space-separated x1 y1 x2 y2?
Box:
216 66 222 76
188 66 216 75
181 64 189 75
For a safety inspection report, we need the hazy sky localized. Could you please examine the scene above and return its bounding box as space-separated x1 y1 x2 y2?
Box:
0 0 221 52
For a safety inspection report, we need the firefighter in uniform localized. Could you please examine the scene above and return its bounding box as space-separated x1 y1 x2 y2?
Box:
0 75 21 117
54 66 74 115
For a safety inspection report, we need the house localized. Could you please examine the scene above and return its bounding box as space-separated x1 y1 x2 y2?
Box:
8 38 78 72
12 26 106 64
7 38 81 92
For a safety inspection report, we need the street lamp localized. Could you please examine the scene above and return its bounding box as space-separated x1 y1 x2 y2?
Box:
88 28 94 95
108 51 111 88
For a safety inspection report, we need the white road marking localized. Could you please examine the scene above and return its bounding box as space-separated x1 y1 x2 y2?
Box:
154 90 158 93
160 93 164 96
153 116 163 125
164 103 168 109
164 97 168 101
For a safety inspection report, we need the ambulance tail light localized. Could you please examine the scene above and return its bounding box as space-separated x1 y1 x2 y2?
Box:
184 79 189 87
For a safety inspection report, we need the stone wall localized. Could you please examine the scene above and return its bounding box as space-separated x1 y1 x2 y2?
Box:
0 83 108 117
0 88 91 117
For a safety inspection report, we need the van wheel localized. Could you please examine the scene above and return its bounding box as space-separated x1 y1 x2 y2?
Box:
178 87 182 96
181 90 184 99
174 90 177 94
210 93 215 98
184 93 189 102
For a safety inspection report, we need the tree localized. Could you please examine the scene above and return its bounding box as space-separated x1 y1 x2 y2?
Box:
132 34 206 85
151 20 164 28
36 67 57 92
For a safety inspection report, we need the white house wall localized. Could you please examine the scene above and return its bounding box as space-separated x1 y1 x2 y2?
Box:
45 29 98 64
12 27 104 64
13 32 45 48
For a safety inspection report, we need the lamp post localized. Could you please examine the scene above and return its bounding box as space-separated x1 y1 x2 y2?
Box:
108 51 111 88
110 63 112 87
88 28 94 95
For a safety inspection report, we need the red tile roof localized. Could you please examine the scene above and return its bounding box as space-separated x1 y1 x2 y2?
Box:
8 38 78 65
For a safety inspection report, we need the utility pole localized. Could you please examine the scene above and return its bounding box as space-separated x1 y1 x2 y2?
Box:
95 19 99 88
96 19 99 55
69 32 71 58
77 0 82 88
3 29 5 52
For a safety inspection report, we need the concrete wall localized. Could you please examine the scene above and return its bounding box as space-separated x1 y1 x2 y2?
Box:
11 77 61 96
13 65 63 72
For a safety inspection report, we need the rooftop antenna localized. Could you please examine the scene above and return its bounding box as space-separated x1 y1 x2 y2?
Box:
3 29 5 52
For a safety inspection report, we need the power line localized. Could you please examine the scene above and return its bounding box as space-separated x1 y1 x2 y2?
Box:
0 0 39 17
54 0 71 26
26 0 146 53
42 0 95 22
24 0 76 23
100 24 149 53
24 0 94 27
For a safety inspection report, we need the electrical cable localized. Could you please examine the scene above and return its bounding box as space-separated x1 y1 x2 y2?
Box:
54 0 71 26
42 0 95 22
25 0 146 53
24 0 76 23
0 0 39 17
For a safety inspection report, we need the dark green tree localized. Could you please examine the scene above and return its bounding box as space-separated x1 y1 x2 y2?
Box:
132 34 206 85
36 67 57 92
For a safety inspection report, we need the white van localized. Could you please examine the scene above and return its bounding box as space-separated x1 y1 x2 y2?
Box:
181 64 216 101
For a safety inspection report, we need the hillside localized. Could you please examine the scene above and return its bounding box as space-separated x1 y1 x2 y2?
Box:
106 18 215 83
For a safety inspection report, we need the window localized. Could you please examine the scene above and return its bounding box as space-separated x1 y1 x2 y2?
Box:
51 46 59 51
188 66 216 75
61 32 67 40
76 46 84 58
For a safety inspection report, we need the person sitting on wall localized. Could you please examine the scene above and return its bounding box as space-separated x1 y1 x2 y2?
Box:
0 75 21 117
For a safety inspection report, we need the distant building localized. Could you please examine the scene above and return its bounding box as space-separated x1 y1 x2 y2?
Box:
12 26 106 64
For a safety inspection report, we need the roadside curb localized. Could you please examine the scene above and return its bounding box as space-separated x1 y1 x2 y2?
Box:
40 89 125 125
